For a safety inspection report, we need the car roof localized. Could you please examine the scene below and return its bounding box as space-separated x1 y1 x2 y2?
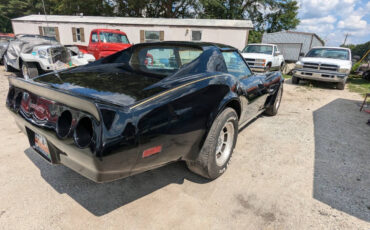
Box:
91 28 127 35
311 46 351 51
248 43 275 46
135 41 237 51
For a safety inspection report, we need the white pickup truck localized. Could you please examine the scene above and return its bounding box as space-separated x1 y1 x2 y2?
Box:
292 47 352 90
241 43 285 72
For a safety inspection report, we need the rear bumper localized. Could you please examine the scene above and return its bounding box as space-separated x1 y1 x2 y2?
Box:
292 69 347 83
10 111 131 183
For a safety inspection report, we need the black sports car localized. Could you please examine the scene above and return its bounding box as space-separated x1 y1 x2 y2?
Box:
6 41 284 182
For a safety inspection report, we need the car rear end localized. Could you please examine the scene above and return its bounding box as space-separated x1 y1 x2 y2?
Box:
6 77 137 182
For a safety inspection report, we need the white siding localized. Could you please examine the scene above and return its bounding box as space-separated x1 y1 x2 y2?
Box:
12 21 249 50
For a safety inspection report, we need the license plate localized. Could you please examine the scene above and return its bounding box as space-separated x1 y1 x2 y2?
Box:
34 133 51 160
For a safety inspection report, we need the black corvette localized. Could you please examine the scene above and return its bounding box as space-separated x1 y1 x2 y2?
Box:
6 41 283 182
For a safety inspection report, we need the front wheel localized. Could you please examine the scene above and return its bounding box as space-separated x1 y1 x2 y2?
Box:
4 56 14 72
265 85 283 116
337 82 345 90
21 62 39 80
186 108 238 179
292 76 299 84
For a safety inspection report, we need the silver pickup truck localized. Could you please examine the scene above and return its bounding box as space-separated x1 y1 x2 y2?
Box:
292 47 352 90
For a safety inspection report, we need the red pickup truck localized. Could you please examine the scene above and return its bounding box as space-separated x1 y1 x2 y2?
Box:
77 29 132 60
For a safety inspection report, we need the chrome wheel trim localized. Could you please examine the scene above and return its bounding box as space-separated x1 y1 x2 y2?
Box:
22 64 29 80
275 87 282 109
215 119 235 167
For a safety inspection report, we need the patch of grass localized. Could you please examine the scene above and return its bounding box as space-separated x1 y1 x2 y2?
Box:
347 75 370 97
283 74 292 79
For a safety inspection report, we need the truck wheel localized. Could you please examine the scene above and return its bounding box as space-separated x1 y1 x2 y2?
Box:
337 82 345 90
265 85 283 116
22 62 39 80
280 62 285 71
292 76 299 84
363 71 370 81
265 63 271 72
4 56 14 72
186 108 238 179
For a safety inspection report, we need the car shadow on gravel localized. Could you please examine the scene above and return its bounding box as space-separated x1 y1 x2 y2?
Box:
24 148 209 216
313 98 370 222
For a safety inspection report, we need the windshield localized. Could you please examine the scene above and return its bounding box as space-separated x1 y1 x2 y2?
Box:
243 45 273 54
100 32 129 44
306 48 350 60
0 37 13 42
17 35 56 41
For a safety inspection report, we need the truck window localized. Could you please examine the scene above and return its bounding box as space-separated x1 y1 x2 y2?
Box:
91 32 98 43
100 32 129 44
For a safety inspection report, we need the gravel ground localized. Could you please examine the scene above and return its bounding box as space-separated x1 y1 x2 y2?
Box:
0 66 369 230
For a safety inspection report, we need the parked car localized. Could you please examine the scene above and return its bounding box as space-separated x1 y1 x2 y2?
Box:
6 41 284 182
77 29 132 60
0 33 15 64
241 43 285 72
292 47 352 90
4 34 95 79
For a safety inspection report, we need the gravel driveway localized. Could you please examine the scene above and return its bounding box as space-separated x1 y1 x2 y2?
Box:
0 66 369 229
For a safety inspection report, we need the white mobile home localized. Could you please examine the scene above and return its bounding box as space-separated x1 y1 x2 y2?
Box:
262 31 325 62
11 15 253 50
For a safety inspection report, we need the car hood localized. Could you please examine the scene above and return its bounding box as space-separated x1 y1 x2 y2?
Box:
241 53 272 59
300 57 352 69
32 63 165 107
100 43 132 52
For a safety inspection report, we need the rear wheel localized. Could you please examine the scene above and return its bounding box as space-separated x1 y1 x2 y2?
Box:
292 76 299 84
186 108 238 179
280 62 285 71
337 82 345 90
21 62 39 80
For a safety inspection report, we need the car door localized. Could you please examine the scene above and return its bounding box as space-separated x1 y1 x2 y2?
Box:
222 51 269 125
88 32 99 59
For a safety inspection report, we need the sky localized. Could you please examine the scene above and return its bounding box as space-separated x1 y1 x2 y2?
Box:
296 0 370 46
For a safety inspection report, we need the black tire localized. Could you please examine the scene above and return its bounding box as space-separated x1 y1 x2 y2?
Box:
21 62 39 80
292 76 299 84
186 108 238 179
337 82 345 90
280 62 285 71
265 85 283 116
265 63 271 72
3 56 14 72
362 71 370 81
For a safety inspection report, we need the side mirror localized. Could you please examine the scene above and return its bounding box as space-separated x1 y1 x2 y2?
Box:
275 51 281 56
299 52 305 57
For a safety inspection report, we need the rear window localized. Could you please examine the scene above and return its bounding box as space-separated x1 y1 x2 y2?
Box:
130 46 203 75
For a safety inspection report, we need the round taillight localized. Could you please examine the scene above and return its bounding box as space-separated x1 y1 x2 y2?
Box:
56 110 72 138
74 117 94 148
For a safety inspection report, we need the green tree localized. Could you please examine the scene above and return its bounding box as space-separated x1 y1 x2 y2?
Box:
200 0 300 44
342 41 370 60
113 0 199 18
